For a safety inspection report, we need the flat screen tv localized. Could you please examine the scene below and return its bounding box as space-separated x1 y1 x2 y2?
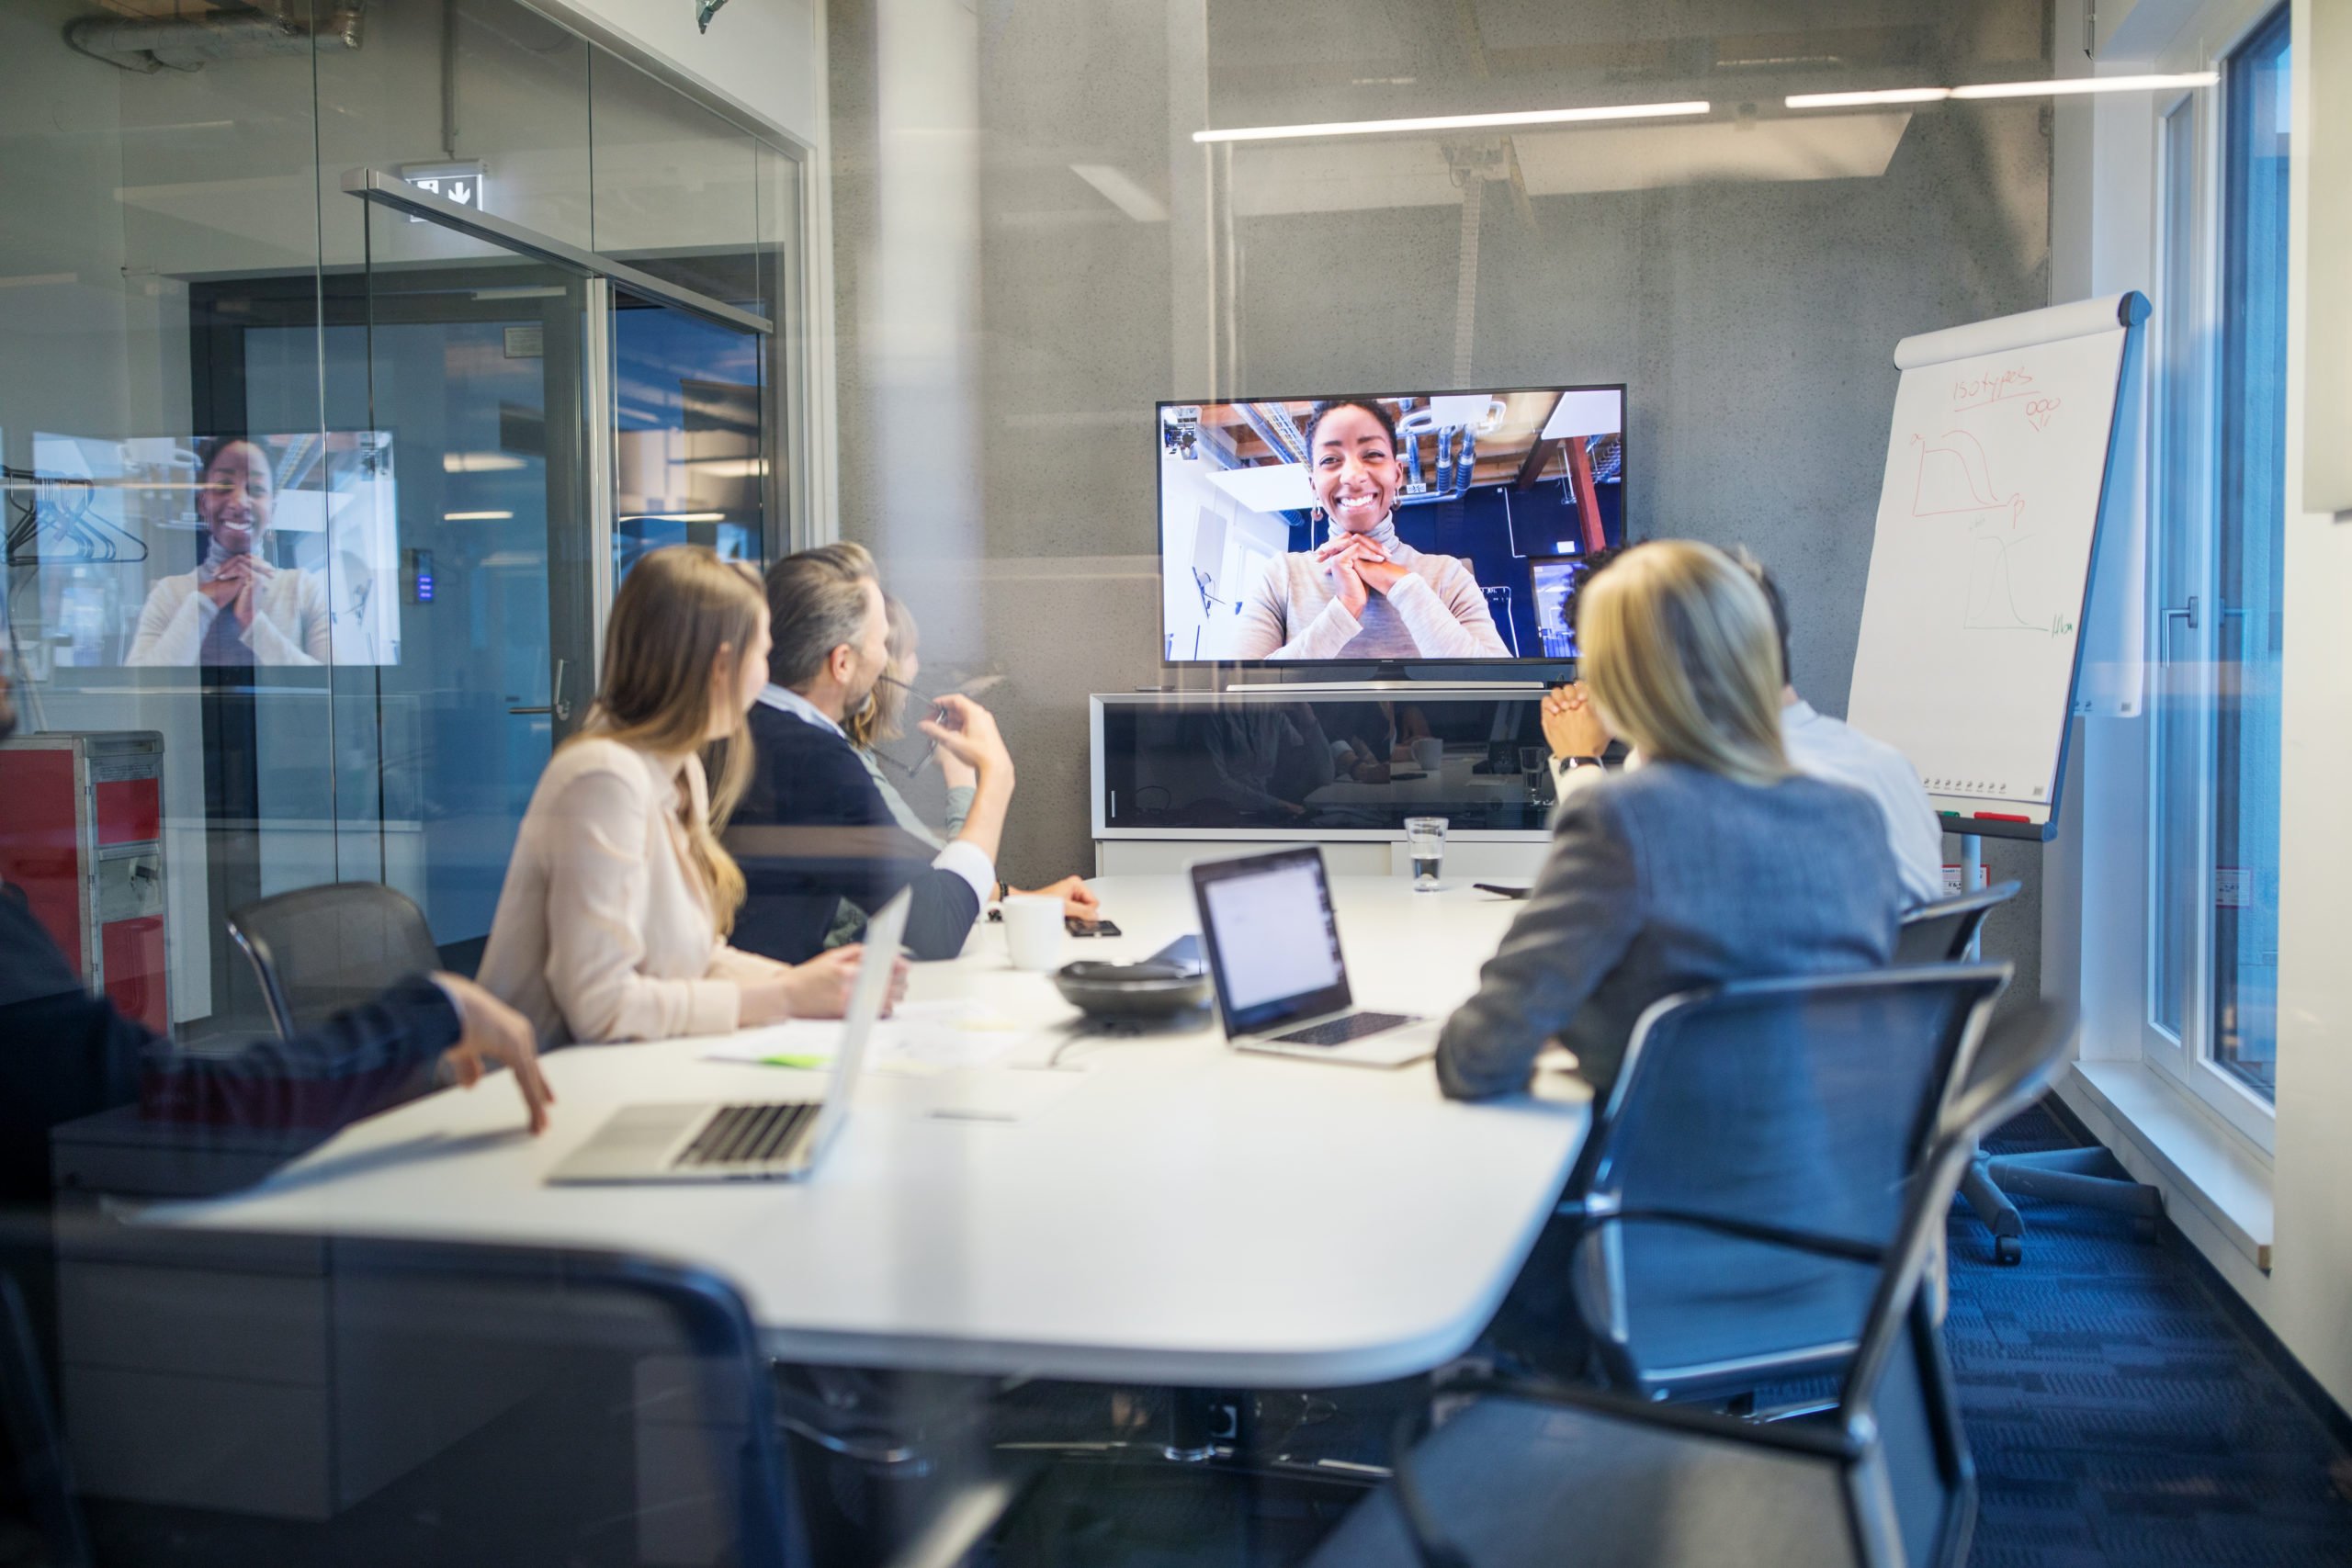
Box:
1158 386 1625 666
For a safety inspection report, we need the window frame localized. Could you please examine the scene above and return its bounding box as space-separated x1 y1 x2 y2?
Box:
2136 0 2290 1153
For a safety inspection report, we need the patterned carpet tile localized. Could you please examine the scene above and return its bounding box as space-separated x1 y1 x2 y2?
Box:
1951 1107 2352 1567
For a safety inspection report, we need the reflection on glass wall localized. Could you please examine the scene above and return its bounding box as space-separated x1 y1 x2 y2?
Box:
828 0 2058 890
0 0 801 1034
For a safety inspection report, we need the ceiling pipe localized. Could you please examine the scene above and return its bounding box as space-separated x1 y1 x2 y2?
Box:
65 3 364 74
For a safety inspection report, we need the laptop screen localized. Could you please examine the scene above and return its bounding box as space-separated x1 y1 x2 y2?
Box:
1191 849 1353 1035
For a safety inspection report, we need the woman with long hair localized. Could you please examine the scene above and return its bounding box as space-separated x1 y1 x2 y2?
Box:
126 435 331 666
478 546 878 1046
1435 540 1902 1100
1228 399 1510 661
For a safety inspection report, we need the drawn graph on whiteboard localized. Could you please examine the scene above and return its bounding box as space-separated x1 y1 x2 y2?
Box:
1908 431 2075 637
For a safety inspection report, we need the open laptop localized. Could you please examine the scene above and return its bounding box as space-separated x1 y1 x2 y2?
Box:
1190 849 1439 1067
546 891 910 1184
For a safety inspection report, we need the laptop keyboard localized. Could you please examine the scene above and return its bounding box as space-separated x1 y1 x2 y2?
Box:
674 1102 817 1168
1270 1011 1416 1048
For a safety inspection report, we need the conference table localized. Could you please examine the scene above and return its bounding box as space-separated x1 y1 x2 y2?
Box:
164 874 1589 1390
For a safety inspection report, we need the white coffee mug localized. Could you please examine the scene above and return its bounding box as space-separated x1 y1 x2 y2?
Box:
1002 894 1066 973
1411 737 1443 771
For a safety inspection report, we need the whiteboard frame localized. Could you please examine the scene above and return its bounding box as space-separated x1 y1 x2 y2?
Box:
1885 294 2152 844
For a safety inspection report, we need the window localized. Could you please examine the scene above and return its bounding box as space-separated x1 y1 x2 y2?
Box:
2144 4 2290 1133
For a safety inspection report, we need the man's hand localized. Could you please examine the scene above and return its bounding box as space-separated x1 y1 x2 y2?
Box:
1540 682 1612 761
937 749 978 790
919 694 1014 784
1016 874 1099 920
434 974 555 1134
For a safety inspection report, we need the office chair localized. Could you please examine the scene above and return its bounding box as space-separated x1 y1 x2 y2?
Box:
1303 999 2078 1568
26 1215 1030 1568
1899 884 2159 1264
1539 964 2008 1405
228 882 442 1039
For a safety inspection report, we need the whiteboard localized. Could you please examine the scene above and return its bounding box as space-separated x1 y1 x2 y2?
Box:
1847 294 2145 838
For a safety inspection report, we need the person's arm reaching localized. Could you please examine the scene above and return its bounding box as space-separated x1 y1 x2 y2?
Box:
1434 786 1646 1100
919 693 1014 893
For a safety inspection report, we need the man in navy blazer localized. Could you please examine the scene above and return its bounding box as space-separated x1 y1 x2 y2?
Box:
728 543 1016 964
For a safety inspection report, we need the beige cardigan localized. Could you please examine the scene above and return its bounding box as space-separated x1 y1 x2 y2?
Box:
477 737 786 1047
126 567 332 666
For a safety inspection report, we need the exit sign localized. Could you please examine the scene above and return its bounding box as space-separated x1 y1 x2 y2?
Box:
400 160 488 221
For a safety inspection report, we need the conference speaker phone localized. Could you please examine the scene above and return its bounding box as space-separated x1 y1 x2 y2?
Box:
1189 848 1439 1067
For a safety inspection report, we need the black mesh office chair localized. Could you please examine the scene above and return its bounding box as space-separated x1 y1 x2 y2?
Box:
14 1217 1029 1568
228 882 443 1039
1303 999 2078 1568
1551 964 2008 1405
1899 883 2159 1264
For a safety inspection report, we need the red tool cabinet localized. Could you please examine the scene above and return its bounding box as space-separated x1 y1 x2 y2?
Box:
0 730 170 1032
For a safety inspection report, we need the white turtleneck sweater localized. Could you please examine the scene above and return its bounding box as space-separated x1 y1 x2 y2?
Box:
1229 518 1511 661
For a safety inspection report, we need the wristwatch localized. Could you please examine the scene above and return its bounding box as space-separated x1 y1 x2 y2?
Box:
1555 754 1605 771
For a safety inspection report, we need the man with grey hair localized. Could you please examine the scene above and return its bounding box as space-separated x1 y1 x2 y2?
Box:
728 542 1016 962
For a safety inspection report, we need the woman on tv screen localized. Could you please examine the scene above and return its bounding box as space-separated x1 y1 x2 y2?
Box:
1228 399 1510 662
127 435 331 667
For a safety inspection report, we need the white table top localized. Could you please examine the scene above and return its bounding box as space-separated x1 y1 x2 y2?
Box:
164 875 1589 1387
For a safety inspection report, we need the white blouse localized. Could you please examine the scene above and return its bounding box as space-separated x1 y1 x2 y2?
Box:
476 737 787 1047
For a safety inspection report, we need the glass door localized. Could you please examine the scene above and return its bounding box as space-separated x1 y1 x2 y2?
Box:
338 243 601 956
611 289 769 584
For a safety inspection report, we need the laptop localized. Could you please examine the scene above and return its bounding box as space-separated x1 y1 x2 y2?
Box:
1189 849 1439 1067
546 891 910 1184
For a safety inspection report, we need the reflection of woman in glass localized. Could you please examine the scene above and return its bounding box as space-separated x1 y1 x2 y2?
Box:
1230 400 1510 661
127 437 330 667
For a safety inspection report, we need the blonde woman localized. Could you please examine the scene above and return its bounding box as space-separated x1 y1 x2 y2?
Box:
1435 540 1901 1101
477 546 881 1047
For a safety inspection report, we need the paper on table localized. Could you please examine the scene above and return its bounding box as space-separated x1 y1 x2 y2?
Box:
701 1000 1026 1076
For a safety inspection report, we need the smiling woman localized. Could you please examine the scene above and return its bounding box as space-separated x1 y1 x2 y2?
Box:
123 435 331 667
1228 399 1512 661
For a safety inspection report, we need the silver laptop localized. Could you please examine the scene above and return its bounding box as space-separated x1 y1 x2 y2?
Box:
1190 849 1439 1067
546 891 910 1184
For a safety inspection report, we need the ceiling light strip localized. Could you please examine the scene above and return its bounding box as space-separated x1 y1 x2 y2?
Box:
1787 72 2217 110
1192 100 1712 145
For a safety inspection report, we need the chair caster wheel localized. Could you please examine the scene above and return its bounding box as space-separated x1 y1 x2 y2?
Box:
1994 1236 2022 1266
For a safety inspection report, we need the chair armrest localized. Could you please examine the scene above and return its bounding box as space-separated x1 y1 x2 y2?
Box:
1592 1206 1886 1267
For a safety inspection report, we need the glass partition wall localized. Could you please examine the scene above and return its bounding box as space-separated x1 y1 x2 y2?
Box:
0 0 807 1030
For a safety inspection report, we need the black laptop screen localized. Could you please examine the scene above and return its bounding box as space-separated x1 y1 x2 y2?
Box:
1190 849 1354 1035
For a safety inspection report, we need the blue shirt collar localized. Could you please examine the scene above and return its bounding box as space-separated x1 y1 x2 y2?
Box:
756 682 843 739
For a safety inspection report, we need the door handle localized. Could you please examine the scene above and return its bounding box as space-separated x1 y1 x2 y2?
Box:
2159 595 2199 631
508 657 571 718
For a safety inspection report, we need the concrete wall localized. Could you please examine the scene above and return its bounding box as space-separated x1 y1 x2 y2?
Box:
828 0 2055 984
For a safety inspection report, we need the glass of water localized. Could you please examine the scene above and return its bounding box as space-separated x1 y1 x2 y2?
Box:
1405 816 1448 892
1519 745 1552 807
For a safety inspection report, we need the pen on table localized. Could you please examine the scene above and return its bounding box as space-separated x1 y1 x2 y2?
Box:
760 1053 831 1069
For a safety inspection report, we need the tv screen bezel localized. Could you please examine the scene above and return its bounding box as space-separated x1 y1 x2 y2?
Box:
1153 382 1628 671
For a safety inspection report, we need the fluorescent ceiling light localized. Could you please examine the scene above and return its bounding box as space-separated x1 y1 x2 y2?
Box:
1784 87 1954 108
1069 164 1170 222
1193 100 1711 145
444 510 514 521
443 452 526 473
625 512 728 523
1787 72 2217 109
1951 72 2218 99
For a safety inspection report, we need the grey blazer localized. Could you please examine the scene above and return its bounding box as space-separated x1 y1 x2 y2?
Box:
1435 761 1903 1100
